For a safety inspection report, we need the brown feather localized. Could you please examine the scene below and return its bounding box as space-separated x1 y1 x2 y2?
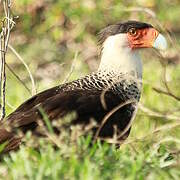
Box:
0 80 137 153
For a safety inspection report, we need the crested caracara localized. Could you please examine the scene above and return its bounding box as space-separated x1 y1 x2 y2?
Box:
0 20 167 153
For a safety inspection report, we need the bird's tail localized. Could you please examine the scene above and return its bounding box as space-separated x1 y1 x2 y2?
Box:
0 127 21 154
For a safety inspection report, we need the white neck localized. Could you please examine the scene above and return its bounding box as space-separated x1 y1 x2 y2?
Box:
98 34 142 79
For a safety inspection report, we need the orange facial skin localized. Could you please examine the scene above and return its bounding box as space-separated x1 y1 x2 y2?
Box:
127 28 159 49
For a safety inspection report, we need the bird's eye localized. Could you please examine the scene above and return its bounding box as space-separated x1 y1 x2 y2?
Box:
129 28 137 36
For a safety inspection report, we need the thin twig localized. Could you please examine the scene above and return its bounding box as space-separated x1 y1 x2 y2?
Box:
97 122 180 145
5 63 31 94
0 0 14 120
153 137 180 150
94 99 138 142
62 51 78 84
8 44 36 95
0 29 6 120
139 103 179 121
5 100 15 110
153 87 180 101
123 7 156 18
153 51 180 101
161 62 180 101
100 87 109 110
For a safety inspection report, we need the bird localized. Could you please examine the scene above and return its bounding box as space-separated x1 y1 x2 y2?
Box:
0 20 167 153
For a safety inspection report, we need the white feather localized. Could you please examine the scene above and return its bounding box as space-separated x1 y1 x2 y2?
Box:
98 34 142 79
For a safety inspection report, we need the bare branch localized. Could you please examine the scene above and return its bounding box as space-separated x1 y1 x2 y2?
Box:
94 99 138 141
97 122 180 145
8 44 36 95
139 103 180 121
123 7 156 18
6 63 31 94
0 0 15 120
153 87 180 101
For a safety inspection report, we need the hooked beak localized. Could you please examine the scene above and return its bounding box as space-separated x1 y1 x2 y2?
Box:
127 27 167 50
153 33 167 50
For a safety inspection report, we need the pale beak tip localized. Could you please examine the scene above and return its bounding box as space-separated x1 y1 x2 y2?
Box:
153 33 167 50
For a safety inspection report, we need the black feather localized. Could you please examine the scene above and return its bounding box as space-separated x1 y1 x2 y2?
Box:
0 21 147 153
98 20 153 47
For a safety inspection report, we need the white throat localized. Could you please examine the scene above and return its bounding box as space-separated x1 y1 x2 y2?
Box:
98 34 142 79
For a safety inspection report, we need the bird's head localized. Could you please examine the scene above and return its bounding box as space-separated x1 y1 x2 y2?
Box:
98 21 167 77
98 20 167 51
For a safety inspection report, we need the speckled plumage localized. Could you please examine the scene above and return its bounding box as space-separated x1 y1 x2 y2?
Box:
0 20 153 153
62 71 141 100
1 70 140 152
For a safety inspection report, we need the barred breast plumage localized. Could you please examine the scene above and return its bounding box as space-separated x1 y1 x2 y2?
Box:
4 71 140 139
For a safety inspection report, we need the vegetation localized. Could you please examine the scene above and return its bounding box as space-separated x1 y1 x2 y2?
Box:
0 1 180 179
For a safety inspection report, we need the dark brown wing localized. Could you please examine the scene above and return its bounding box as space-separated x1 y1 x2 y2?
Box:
0 83 136 153
7 87 135 135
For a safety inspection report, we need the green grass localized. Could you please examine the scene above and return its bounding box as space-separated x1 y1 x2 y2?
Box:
0 137 180 179
1 56 180 180
1 1 180 179
0 136 179 180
